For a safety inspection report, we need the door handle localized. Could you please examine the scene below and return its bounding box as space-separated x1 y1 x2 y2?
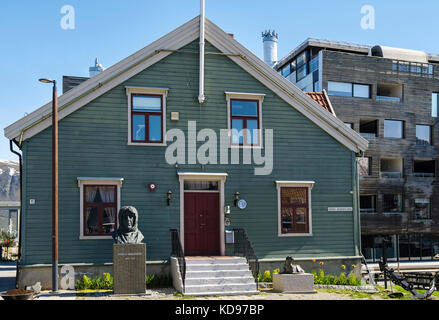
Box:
200 223 207 226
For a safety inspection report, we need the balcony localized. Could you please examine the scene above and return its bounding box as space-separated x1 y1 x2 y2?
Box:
376 83 403 103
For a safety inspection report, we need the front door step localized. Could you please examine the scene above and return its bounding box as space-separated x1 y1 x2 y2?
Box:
177 257 259 296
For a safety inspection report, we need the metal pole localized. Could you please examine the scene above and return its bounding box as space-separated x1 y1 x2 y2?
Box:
52 81 59 292
382 238 388 290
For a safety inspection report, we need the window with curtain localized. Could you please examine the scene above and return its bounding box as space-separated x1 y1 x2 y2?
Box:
131 94 163 143
84 185 117 236
230 99 260 146
280 187 310 234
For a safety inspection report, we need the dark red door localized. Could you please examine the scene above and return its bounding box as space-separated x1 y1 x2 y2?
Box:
184 192 220 256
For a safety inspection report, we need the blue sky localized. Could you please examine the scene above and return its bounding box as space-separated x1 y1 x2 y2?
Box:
1 0 439 160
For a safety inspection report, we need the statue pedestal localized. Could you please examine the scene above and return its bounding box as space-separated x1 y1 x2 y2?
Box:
113 244 146 295
273 273 316 294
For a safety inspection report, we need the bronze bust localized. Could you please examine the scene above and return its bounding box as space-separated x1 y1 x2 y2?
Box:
112 206 144 244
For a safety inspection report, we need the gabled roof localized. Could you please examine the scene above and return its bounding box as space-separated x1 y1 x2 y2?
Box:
4 16 368 153
305 90 336 116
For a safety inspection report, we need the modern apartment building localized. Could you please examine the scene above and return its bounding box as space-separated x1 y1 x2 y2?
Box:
272 37 439 262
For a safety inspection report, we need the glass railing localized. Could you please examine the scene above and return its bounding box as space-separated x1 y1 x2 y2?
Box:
376 96 401 102
413 173 435 178
360 209 376 214
393 60 434 78
360 133 377 138
380 172 403 179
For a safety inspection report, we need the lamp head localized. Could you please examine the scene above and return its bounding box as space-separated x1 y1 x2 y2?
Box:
39 78 55 84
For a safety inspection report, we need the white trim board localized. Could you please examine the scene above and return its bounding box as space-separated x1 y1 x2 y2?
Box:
4 16 368 154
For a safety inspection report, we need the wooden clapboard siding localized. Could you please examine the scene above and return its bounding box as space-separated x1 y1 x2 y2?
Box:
20 40 358 266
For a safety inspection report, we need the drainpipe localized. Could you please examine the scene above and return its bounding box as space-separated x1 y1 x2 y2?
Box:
198 0 206 104
9 140 22 289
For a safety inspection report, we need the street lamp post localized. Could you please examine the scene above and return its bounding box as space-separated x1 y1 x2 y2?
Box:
39 78 59 293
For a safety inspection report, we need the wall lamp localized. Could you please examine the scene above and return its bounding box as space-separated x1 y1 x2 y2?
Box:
234 192 240 207
167 190 173 206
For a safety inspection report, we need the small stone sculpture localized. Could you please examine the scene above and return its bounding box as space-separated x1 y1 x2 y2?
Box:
281 256 305 274
112 206 144 244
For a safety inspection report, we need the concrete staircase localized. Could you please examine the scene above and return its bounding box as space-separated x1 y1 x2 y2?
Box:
181 257 259 296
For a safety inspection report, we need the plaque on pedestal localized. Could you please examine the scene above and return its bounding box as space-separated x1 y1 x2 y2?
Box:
113 243 146 295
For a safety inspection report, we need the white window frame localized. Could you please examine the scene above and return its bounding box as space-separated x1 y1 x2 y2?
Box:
225 92 265 149
77 177 124 240
276 181 315 237
126 86 169 146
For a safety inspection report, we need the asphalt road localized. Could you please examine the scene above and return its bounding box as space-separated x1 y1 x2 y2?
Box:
0 262 16 293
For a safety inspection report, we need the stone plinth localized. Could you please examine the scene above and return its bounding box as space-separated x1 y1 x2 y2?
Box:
113 244 146 295
273 273 316 294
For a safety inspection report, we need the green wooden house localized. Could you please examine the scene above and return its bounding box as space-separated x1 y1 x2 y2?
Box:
4 16 368 293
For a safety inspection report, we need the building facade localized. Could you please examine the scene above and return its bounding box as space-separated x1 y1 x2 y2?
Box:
275 38 439 262
4 19 368 289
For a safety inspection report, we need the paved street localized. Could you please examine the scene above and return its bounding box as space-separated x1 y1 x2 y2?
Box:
0 262 16 294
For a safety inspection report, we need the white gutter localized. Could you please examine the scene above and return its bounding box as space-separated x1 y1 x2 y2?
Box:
198 0 206 104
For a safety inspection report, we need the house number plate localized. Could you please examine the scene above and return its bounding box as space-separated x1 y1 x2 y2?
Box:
237 199 247 210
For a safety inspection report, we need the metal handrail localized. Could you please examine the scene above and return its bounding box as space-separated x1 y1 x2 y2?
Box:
170 229 186 289
233 228 259 286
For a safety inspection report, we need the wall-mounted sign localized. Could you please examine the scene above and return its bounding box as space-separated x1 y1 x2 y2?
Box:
237 199 247 210
148 183 157 191
225 218 231 227
328 207 353 212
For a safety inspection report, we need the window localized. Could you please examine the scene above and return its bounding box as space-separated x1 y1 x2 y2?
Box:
328 82 352 97
345 123 354 129
226 92 264 147
360 195 376 213
358 157 372 177
414 160 436 177
416 125 432 146
360 119 378 138
78 177 123 239
126 87 168 146
432 93 438 118
353 84 370 98
414 199 431 220
84 186 117 236
383 194 403 213
276 181 314 236
384 120 404 139
327 82 370 98
281 64 292 78
131 95 163 143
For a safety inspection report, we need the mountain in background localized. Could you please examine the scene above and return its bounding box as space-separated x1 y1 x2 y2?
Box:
0 160 20 202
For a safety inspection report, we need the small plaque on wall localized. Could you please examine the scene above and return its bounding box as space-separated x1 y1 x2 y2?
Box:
328 207 353 212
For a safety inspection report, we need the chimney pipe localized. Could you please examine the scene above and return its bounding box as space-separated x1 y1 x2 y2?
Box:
262 30 278 67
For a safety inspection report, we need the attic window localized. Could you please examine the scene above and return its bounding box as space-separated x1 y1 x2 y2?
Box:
126 87 168 146
226 92 265 148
